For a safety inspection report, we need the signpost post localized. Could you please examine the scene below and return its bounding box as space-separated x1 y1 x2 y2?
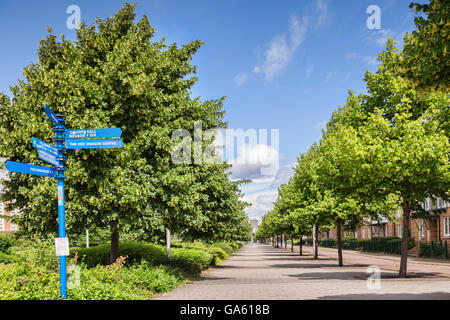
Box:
5 104 123 299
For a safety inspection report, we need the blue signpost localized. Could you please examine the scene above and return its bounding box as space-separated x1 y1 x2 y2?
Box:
6 161 57 178
66 128 122 139
5 104 123 299
66 139 123 149
32 137 58 156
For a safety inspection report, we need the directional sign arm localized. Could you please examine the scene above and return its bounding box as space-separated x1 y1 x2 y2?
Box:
65 139 123 149
6 161 56 178
45 105 65 128
32 137 58 156
65 128 122 139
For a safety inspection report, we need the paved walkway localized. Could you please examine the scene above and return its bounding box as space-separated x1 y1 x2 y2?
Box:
154 243 450 300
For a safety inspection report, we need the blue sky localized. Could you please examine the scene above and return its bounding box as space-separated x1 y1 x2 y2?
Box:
0 0 420 221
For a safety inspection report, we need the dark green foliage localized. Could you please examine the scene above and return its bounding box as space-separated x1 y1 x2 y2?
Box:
212 242 233 255
419 241 449 259
358 237 416 253
0 252 12 264
71 241 216 274
319 236 416 254
0 260 187 300
170 248 214 273
0 3 251 251
0 234 13 253
72 241 168 267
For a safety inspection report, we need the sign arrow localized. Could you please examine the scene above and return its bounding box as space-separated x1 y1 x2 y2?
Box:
32 137 58 156
45 104 62 127
37 150 59 166
65 128 122 139
6 161 57 178
65 139 123 149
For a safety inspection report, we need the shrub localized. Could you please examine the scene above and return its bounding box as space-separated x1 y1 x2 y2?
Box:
359 237 415 253
0 252 12 264
212 242 233 255
72 242 218 275
204 247 228 264
320 239 336 248
72 241 168 268
227 243 239 251
419 242 448 259
0 263 60 300
0 234 13 253
0 259 188 300
170 248 214 274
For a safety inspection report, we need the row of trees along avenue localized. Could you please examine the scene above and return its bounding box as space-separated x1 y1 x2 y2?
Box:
256 0 449 278
0 4 252 263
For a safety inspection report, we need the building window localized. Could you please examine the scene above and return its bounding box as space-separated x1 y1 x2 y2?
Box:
424 200 429 211
397 224 402 238
10 209 18 232
438 198 446 209
385 225 389 236
444 217 450 237
362 229 366 239
0 201 4 231
419 220 425 238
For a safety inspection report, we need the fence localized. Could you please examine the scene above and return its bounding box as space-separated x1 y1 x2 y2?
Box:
303 237 419 256
419 241 449 259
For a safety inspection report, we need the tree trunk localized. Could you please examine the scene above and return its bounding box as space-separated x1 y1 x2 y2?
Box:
337 219 343 266
314 228 319 260
399 201 411 278
110 228 119 264
299 237 303 256
166 229 171 260
291 237 294 252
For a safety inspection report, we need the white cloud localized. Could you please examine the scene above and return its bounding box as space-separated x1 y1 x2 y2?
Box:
362 56 378 66
243 190 278 219
366 29 409 48
254 16 308 81
240 163 295 220
315 121 327 131
305 64 313 80
315 0 328 28
346 52 378 66
230 144 279 179
233 72 248 86
325 71 336 81
346 52 361 59
374 29 393 46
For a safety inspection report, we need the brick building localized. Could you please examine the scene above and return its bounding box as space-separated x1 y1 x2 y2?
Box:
322 198 450 244
0 158 18 233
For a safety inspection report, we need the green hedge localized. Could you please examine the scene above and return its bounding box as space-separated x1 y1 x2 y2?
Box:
0 234 13 254
171 242 230 264
419 241 449 259
170 248 214 273
359 237 415 254
212 242 234 255
72 242 168 267
318 237 416 255
71 241 216 274
0 260 187 300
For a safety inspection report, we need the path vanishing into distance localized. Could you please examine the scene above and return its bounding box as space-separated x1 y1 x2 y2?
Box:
154 243 450 300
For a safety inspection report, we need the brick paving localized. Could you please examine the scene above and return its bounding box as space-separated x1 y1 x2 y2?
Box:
154 243 450 300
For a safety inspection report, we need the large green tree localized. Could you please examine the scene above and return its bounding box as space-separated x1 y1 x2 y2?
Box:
0 4 249 262
402 0 449 91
